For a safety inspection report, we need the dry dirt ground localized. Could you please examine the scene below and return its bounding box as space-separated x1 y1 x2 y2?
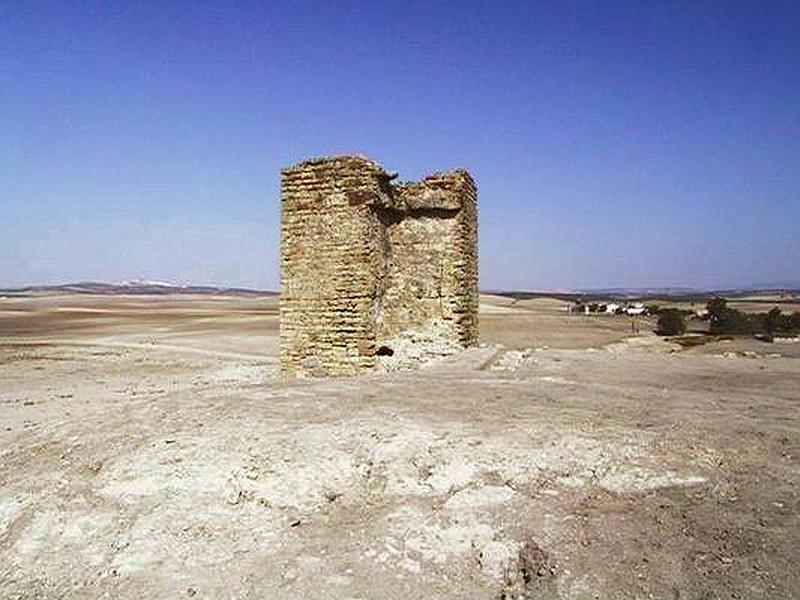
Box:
1 294 798 599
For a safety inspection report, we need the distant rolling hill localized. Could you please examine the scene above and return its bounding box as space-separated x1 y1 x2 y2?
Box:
490 286 800 302
2 281 797 302
0 281 276 297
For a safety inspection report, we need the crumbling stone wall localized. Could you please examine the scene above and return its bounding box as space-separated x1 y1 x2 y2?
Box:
280 155 478 377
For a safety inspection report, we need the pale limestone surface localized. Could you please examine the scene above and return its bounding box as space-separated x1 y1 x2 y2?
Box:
1 294 799 598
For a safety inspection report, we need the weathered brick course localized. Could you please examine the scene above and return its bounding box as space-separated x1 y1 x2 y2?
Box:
280 155 478 377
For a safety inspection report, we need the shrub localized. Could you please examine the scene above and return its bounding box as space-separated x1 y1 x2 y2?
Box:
707 297 728 322
765 307 781 332
657 309 686 336
767 309 800 337
708 297 758 335
720 309 757 334
706 298 800 337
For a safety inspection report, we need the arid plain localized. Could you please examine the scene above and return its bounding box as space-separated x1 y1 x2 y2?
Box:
1 293 799 599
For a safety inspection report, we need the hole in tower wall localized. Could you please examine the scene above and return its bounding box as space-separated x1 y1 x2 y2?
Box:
376 346 394 356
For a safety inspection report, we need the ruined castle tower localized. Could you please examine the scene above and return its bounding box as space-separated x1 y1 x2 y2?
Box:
280 155 478 377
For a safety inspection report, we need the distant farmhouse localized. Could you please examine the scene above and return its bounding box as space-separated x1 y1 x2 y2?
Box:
569 301 649 316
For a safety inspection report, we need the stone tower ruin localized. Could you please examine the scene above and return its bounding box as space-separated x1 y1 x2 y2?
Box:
280 155 478 377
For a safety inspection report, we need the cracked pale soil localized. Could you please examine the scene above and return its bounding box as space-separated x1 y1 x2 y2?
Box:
1 294 798 599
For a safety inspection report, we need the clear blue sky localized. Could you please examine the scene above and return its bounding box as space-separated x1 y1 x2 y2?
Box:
2 1 798 290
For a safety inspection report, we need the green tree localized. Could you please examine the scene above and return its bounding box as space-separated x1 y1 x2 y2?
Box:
707 297 757 335
657 309 686 336
707 297 727 322
766 307 783 334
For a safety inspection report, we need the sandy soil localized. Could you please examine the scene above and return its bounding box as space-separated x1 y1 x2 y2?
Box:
1 294 798 599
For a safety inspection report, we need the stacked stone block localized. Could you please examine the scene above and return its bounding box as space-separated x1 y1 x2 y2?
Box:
280 155 478 377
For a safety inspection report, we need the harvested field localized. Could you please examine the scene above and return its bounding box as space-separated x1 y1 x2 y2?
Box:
1 294 799 598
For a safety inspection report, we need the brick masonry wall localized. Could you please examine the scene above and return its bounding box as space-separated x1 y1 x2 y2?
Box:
378 171 478 346
280 156 478 377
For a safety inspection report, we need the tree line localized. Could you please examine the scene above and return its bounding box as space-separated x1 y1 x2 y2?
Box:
656 298 800 338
